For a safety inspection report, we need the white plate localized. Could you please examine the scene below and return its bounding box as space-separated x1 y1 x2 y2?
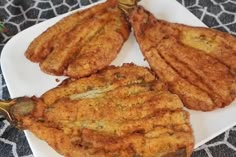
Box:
1 0 236 156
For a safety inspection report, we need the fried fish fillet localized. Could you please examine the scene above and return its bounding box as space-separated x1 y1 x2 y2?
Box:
12 64 194 157
130 6 236 111
25 0 130 78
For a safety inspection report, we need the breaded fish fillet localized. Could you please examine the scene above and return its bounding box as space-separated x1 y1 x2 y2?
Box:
12 64 194 157
25 0 130 78
130 6 236 111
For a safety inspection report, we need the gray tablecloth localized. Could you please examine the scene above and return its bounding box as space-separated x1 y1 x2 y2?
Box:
0 0 236 156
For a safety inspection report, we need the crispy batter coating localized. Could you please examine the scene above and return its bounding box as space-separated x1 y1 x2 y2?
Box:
25 0 130 78
130 6 236 111
15 64 194 157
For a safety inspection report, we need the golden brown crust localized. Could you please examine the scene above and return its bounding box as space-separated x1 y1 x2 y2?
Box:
65 8 130 78
130 6 236 111
25 0 117 62
41 63 156 105
16 64 194 157
25 0 130 78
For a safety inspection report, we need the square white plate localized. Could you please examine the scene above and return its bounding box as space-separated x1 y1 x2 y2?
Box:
1 0 236 156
